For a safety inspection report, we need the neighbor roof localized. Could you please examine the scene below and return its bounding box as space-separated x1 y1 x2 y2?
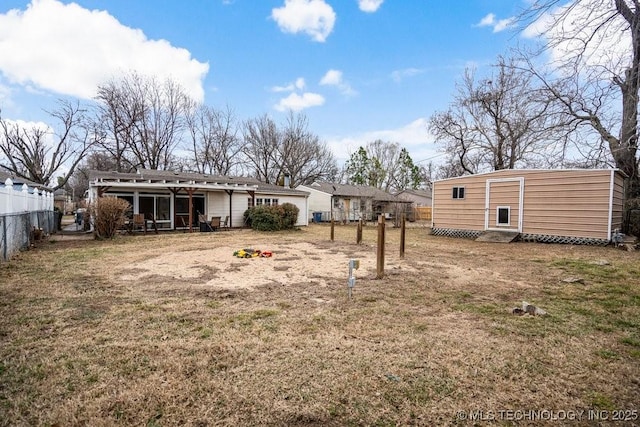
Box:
303 181 404 202
0 170 52 191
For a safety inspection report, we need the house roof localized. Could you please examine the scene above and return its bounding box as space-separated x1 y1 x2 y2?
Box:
301 181 405 202
89 169 308 196
396 188 432 199
0 170 52 191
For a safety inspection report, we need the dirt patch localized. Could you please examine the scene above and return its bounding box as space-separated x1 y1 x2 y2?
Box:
114 241 402 290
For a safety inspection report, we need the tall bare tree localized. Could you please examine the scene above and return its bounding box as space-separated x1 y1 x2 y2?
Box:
0 100 96 190
185 104 245 175
520 0 640 197
242 112 337 186
242 114 280 184
429 56 570 176
277 111 337 187
95 72 193 171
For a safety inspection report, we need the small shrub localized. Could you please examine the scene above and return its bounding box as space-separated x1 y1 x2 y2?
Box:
250 205 284 231
90 197 131 239
245 203 299 231
281 203 299 229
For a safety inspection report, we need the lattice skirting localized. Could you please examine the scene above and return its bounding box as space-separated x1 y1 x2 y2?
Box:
518 233 609 246
430 228 483 239
431 228 610 246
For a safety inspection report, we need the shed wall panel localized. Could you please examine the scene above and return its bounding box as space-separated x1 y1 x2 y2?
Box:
433 169 624 241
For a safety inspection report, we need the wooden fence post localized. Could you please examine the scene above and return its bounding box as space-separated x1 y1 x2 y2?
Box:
330 218 335 241
376 215 385 279
400 213 406 259
357 219 363 244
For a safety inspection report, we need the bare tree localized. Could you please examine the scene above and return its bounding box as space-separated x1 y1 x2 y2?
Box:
242 112 337 186
278 111 337 187
520 0 640 197
185 104 245 175
242 114 280 184
95 72 193 171
0 100 96 190
429 56 570 175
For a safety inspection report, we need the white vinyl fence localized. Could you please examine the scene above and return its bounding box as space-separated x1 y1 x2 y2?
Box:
1 178 56 261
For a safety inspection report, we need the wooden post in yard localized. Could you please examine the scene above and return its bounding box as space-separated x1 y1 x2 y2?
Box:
330 218 335 241
400 213 406 259
376 215 385 279
357 219 363 244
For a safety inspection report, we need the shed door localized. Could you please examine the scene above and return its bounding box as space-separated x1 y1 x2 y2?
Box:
485 178 524 232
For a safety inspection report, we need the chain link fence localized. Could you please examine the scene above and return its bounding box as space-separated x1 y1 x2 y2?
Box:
0 210 57 261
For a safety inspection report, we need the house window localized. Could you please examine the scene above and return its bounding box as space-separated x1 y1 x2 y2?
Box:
452 187 465 199
248 197 254 208
139 194 171 228
272 198 278 206
497 206 510 226
256 198 263 206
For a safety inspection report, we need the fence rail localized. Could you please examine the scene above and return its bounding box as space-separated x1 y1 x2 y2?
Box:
1 178 56 261
1 178 54 214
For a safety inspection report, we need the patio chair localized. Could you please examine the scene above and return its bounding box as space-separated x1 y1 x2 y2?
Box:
131 213 147 234
220 215 230 230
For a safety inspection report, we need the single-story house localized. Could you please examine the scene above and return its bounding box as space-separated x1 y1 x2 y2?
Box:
395 188 432 207
395 188 433 221
296 181 410 222
88 169 309 230
431 169 625 244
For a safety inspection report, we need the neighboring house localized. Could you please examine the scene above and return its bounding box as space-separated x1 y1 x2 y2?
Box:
87 169 309 230
53 189 75 214
395 188 433 207
296 181 409 222
395 188 433 221
431 169 625 244
0 171 50 192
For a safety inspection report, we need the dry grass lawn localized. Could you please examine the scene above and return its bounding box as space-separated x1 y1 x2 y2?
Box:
0 224 639 426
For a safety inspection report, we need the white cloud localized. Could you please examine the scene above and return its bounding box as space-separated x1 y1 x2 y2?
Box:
358 0 384 13
0 0 209 102
478 13 495 27
325 118 437 164
390 67 424 83
271 0 336 42
272 77 306 92
320 69 342 86
319 69 356 96
274 92 325 112
476 12 515 33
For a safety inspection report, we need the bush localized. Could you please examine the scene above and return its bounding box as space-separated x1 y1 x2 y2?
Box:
90 197 131 239
281 203 300 229
244 203 300 231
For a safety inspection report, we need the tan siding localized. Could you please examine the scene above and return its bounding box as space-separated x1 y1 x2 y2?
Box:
433 178 485 231
611 172 625 232
520 170 612 239
433 169 623 240
487 180 521 230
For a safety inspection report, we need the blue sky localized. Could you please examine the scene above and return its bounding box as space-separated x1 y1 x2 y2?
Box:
0 0 533 168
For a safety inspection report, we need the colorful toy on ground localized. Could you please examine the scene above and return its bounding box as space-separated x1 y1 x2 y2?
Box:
233 249 273 258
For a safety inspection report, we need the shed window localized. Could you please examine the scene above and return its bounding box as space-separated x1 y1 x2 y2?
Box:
452 187 465 199
497 206 510 226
